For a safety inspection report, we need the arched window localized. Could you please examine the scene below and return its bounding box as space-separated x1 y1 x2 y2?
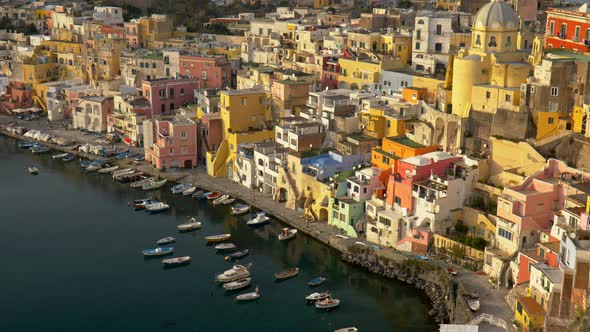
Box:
417 19 424 25
505 36 512 48
488 36 497 47
475 34 481 46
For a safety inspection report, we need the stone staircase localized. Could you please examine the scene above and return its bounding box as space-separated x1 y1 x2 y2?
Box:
468 313 509 330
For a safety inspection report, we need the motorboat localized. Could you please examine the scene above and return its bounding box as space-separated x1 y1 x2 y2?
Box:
278 228 297 241
308 277 327 287
467 298 480 311
235 287 260 301
80 160 92 168
207 192 221 200
145 202 170 213
134 199 158 210
31 145 50 154
162 256 191 266
274 267 299 280
182 186 197 196
216 265 251 283
130 177 151 188
171 183 192 194
225 249 249 261
191 189 205 198
98 165 119 174
306 291 331 303
142 246 174 256
115 151 131 160
62 154 75 162
221 197 236 205
197 191 212 199
112 168 132 177
315 297 341 310
18 141 35 149
223 277 251 291
52 153 68 160
142 179 167 190
205 233 231 243
230 204 251 215
156 236 176 245
246 212 270 227
212 194 229 205
85 164 102 172
177 217 201 232
117 172 143 183
215 243 237 252
112 170 135 180
334 327 358 332
28 166 39 175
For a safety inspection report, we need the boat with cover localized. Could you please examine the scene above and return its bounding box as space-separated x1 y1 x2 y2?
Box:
156 236 176 245
177 217 201 232
171 183 192 194
274 267 299 280
80 160 92 168
223 277 251 291
315 297 341 310
142 246 174 256
191 189 205 198
197 191 212 199
52 153 68 160
62 153 75 162
230 204 251 215
207 192 221 200
31 145 50 154
145 202 170 213
278 228 297 241
162 256 191 266
215 243 237 252
18 141 35 149
225 249 249 261
85 164 102 172
235 287 260 301
221 197 236 205
113 170 135 180
334 328 358 332
205 233 231 243
182 186 197 196
216 264 251 283
130 177 153 188
246 212 270 227
28 166 39 175
98 165 119 174
142 179 167 190
135 199 158 210
112 168 132 177
306 291 331 303
308 277 327 287
212 194 229 205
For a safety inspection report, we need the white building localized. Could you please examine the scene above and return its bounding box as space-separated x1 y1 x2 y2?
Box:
252 142 288 196
412 12 453 75
234 144 256 189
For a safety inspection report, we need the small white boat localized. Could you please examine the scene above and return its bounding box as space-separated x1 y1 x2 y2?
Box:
145 202 170 213
142 179 167 190
113 170 135 180
231 204 251 215
306 291 331 302
315 297 340 309
98 165 119 174
221 197 236 205
216 265 251 283
177 217 201 232
28 166 39 175
52 153 68 160
142 246 174 256
223 277 251 291
467 298 480 311
334 328 358 332
86 164 102 172
278 228 297 241
157 236 176 245
247 212 270 227
205 233 231 243
130 177 156 188
212 194 230 206
112 168 132 177
236 287 260 301
215 243 237 252
162 256 191 266
171 183 192 194
182 186 197 196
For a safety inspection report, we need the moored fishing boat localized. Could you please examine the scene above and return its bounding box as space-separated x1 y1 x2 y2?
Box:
221 197 236 205
211 194 228 205
80 160 92 168
215 243 237 252
274 267 299 280
246 212 270 227
315 297 340 310
134 199 158 210
98 165 119 174
182 186 197 196
156 236 176 245
31 145 50 154
162 256 191 266
467 298 480 311
177 217 201 232
225 249 249 261
142 246 174 256
18 141 35 149
171 183 192 194
308 277 327 287
52 152 68 160
230 204 250 215
306 291 331 303
278 228 297 241
85 163 102 172
205 233 231 243
117 172 143 183
334 328 358 332
28 166 39 175
235 287 260 301
207 192 221 200
112 168 132 177
115 151 130 160
197 191 212 199
223 277 251 291
142 179 167 190
145 202 169 213
62 153 75 162
191 189 205 198
216 264 251 283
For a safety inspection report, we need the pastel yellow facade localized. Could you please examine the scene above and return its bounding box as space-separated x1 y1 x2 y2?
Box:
338 56 404 91
360 105 407 139
433 234 485 261
347 32 412 65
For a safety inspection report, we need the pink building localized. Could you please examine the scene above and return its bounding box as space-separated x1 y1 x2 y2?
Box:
145 118 197 170
142 77 198 117
178 52 232 90
124 22 139 49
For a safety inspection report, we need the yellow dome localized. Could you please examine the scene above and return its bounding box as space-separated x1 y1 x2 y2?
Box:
473 0 519 32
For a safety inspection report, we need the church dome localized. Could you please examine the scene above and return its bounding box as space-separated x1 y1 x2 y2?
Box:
473 0 519 32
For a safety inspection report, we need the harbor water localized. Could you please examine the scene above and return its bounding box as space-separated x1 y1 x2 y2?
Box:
0 136 436 332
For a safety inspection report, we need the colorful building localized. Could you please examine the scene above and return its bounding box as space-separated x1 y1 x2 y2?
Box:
514 296 546 331
544 5 590 52
142 77 198 118
144 118 197 170
178 52 232 90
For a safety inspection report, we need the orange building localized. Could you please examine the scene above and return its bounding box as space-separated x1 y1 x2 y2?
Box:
401 87 427 104
371 136 438 186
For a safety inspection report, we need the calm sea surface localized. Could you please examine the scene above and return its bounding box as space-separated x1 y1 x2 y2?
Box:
0 136 436 332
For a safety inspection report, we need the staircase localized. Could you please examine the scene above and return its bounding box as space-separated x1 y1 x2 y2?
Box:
207 140 229 177
33 95 47 113
278 166 300 207
468 313 508 330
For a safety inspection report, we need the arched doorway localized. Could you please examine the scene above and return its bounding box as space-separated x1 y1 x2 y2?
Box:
319 208 328 222
279 188 288 202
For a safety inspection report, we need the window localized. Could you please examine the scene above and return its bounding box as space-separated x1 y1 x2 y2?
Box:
498 227 513 241
180 88 184 96
201 70 207 79
161 104 166 113
241 98 247 105
416 29 421 40
575 26 581 41
560 23 567 38
551 87 558 96
169 88 174 97
436 24 442 35
415 42 420 50
505 94 511 102
548 117 555 124
549 21 554 36
152 63 156 69
506 36 512 47
181 146 187 153
475 34 481 46
488 36 497 47
394 196 401 204
435 43 442 52
387 120 391 128
586 29 590 42
486 91 491 99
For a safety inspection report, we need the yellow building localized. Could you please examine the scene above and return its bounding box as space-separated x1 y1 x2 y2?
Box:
347 31 412 65
514 296 545 331
360 104 409 139
41 40 86 80
338 53 404 91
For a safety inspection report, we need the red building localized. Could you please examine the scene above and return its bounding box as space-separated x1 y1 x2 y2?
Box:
1 82 33 114
516 240 560 285
545 5 590 51
321 56 340 90
178 52 232 90
142 77 198 117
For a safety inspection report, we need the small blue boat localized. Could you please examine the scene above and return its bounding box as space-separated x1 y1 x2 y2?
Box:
18 141 35 149
142 246 174 256
308 277 327 287
62 153 75 162
171 183 192 194
197 191 213 199
31 145 50 154
115 151 131 160
80 160 92 168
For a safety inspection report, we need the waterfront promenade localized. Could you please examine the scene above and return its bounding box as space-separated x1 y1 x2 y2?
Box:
0 116 512 330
